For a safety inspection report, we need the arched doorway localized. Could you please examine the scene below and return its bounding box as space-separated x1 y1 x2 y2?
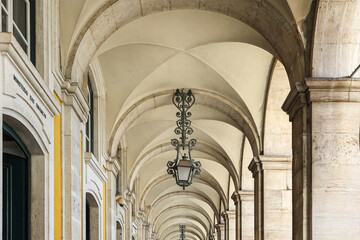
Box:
3 123 30 239
116 221 123 240
86 192 99 240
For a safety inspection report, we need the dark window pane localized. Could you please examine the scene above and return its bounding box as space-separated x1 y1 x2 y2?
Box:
13 0 27 37
13 26 27 52
2 8 7 31
2 0 7 9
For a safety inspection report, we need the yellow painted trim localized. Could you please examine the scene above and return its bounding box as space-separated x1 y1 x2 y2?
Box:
81 132 84 240
103 182 106 240
103 167 106 240
54 92 62 240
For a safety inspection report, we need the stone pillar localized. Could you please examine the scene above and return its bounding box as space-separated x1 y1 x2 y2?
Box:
221 212 229 240
125 192 135 240
106 158 121 240
215 223 225 240
61 81 89 240
261 155 292 239
282 79 360 239
231 192 241 240
248 157 264 240
239 191 254 240
227 211 236 240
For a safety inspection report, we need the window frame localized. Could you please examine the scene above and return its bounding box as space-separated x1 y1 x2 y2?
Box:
86 75 94 154
0 0 35 63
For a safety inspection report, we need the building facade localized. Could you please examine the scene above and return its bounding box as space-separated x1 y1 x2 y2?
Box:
0 0 359 239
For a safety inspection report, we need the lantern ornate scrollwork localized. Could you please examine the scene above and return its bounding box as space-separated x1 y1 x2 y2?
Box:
167 89 201 190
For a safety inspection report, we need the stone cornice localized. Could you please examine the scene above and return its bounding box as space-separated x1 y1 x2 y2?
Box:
260 155 292 170
282 82 309 121
306 77 360 102
84 152 108 183
231 191 241 204
282 78 360 120
0 33 61 116
238 190 254 201
248 157 263 177
61 79 89 122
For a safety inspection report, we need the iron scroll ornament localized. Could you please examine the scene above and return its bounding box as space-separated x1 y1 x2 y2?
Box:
167 89 201 190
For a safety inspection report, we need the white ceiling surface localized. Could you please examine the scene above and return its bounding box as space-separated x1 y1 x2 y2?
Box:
99 10 271 238
58 1 310 238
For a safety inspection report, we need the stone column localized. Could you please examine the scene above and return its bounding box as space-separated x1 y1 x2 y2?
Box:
215 223 225 240
239 191 254 240
227 211 236 240
231 192 241 240
61 81 89 240
248 157 264 240
282 79 360 239
221 212 229 240
261 155 292 239
125 192 135 240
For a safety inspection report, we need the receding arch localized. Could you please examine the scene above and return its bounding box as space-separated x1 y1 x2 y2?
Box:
157 215 207 239
139 172 228 211
148 190 219 223
131 141 238 199
65 1 304 87
163 227 202 240
109 89 261 159
152 204 213 232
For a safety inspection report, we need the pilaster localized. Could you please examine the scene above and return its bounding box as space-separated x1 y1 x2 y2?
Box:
215 223 225 240
282 78 360 239
61 80 88 240
238 191 254 240
248 157 264 240
231 191 241 240
260 155 292 239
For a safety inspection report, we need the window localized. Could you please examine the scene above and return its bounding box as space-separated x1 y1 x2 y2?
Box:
86 75 94 153
1 0 36 64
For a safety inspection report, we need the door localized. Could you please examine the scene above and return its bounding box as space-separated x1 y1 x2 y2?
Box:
3 127 29 240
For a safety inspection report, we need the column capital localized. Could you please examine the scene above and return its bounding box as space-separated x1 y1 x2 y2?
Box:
221 211 229 220
259 155 292 170
238 190 254 201
61 79 89 123
282 78 360 120
248 157 263 177
226 210 236 219
215 223 225 231
231 191 241 204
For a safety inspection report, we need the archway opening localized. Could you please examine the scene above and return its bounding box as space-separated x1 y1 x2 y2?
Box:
116 221 123 240
2 124 30 240
86 192 99 240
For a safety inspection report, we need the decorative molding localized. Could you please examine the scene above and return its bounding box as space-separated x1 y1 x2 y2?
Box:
238 190 254 201
259 155 292 170
0 33 60 116
248 157 263 177
282 78 360 120
61 79 89 122
84 152 108 182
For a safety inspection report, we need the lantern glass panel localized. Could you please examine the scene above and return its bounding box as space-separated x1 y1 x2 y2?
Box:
178 166 191 182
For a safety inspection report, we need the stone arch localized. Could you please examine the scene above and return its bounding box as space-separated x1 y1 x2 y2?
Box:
157 215 207 239
139 172 228 211
2 114 47 239
109 89 260 158
131 141 238 198
163 227 202 240
312 1 360 78
85 192 100 240
148 190 219 222
152 204 213 232
65 0 304 87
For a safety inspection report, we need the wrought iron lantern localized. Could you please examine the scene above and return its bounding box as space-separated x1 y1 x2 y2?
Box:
179 225 186 240
167 89 201 190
